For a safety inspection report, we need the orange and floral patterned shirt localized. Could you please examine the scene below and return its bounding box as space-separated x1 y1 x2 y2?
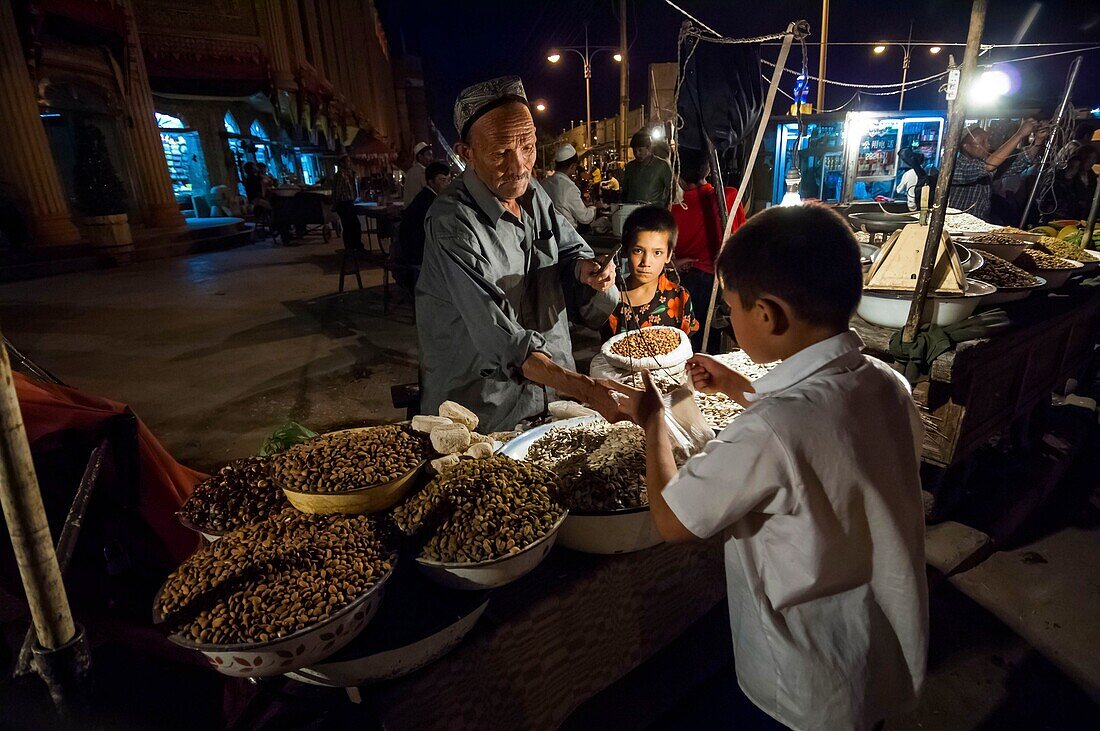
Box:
602 273 700 340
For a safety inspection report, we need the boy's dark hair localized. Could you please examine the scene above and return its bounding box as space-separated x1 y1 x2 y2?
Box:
677 146 710 185
425 161 451 180
716 205 862 331
621 205 678 251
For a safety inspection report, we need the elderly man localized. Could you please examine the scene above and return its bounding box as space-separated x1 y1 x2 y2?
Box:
417 76 629 431
403 141 433 205
948 119 1049 221
622 129 672 206
541 143 597 230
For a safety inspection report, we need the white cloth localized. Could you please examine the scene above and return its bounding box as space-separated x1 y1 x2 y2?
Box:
403 162 426 205
663 331 928 731
541 172 596 227
896 168 919 211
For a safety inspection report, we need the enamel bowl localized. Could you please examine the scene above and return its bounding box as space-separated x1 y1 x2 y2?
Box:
978 276 1046 306
166 565 395 678
858 280 997 329
1026 260 1083 290
415 512 567 590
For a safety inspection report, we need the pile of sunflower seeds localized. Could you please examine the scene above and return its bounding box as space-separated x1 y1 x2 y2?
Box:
180 457 287 534
392 455 564 563
156 508 393 645
527 421 650 511
694 392 745 427
610 328 681 359
270 425 427 493
1016 249 1079 271
969 252 1038 288
1035 237 1096 262
966 232 1031 247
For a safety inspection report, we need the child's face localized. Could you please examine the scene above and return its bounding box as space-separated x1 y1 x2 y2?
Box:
628 231 672 285
724 288 784 364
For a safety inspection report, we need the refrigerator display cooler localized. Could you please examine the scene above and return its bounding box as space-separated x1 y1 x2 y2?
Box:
770 111 945 206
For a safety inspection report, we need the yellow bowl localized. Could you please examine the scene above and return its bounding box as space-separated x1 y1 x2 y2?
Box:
280 461 426 515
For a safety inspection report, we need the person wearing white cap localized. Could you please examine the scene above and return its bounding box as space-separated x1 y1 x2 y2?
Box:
540 143 597 230
403 141 434 205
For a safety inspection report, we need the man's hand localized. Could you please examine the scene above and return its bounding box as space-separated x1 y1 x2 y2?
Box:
624 370 666 429
1017 118 1038 138
578 258 617 292
1032 123 1052 146
582 377 642 424
687 353 755 407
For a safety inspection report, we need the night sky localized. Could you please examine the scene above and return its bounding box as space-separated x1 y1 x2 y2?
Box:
376 0 1100 139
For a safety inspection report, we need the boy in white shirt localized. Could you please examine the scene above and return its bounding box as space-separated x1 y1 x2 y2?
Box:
629 205 928 731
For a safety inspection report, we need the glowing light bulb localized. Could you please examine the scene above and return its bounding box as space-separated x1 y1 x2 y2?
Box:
613 53 623 62
929 46 942 55
873 44 887 54
547 53 561 63
971 69 1011 105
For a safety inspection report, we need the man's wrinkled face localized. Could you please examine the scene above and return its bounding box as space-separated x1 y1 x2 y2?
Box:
461 103 537 201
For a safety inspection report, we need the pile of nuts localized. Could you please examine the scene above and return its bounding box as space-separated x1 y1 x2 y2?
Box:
270 425 427 493
392 455 565 563
944 212 997 233
966 232 1030 247
610 327 682 359
1036 237 1096 262
969 252 1038 289
527 422 649 511
694 392 744 427
1016 250 1079 271
156 508 393 645
180 457 287 534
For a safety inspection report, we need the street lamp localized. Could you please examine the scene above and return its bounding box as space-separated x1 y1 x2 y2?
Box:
547 26 622 150
870 22 943 111
534 101 547 112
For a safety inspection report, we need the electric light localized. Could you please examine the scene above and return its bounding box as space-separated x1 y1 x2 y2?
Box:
613 53 623 62
535 101 547 112
873 44 887 54
929 46 942 55
779 167 803 207
547 53 561 63
971 68 1011 105
650 126 665 141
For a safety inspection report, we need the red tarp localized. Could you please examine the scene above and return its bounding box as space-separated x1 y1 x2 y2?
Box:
13 373 203 564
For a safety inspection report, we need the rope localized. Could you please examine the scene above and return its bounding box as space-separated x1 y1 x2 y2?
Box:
662 0 722 38
761 58 949 89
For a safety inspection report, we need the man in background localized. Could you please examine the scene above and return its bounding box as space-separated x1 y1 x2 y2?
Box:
541 143 597 231
623 130 672 206
949 119 1048 221
403 141 433 205
395 161 452 294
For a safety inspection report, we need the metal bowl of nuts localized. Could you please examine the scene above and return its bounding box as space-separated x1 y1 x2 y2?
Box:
502 417 664 555
167 566 395 678
393 455 568 589
414 512 567 590
155 510 397 677
272 426 429 515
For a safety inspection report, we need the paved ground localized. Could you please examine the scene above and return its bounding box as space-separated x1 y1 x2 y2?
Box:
1 236 418 472
3 238 1098 728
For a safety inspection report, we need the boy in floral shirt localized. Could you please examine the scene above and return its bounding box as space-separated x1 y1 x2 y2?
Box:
601 206 699 340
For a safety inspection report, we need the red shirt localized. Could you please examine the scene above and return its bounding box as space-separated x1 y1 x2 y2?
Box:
670 184 746 275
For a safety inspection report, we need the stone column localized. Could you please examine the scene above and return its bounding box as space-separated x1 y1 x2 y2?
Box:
120 0 184 229
257 0 295 92
0 1 80 246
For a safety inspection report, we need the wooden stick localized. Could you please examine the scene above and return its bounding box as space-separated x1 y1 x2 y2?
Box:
702 23 798 348
902 0 987 343
0 330 76 650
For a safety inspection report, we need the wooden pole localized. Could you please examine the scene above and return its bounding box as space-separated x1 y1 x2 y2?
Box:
816 0 829 112
0 330 76 650
702 23 801 349
901 0 987 343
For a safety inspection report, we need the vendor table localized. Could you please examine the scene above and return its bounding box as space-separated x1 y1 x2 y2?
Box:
364 539 725 729
853 276 1100 467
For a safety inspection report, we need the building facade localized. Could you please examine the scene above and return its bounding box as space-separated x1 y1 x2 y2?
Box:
0 0 423 259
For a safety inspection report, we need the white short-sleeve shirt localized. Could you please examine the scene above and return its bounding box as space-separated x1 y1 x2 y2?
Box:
663 331 928 731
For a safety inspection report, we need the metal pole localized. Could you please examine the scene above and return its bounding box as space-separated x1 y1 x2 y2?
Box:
899 21 912 112
584 26 592 151
899 51 910 111
1018 55 1083 229
902 0 988 344
1084 163 1100 248
817 0 829 111
619 0 629 163
702 23 803 348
